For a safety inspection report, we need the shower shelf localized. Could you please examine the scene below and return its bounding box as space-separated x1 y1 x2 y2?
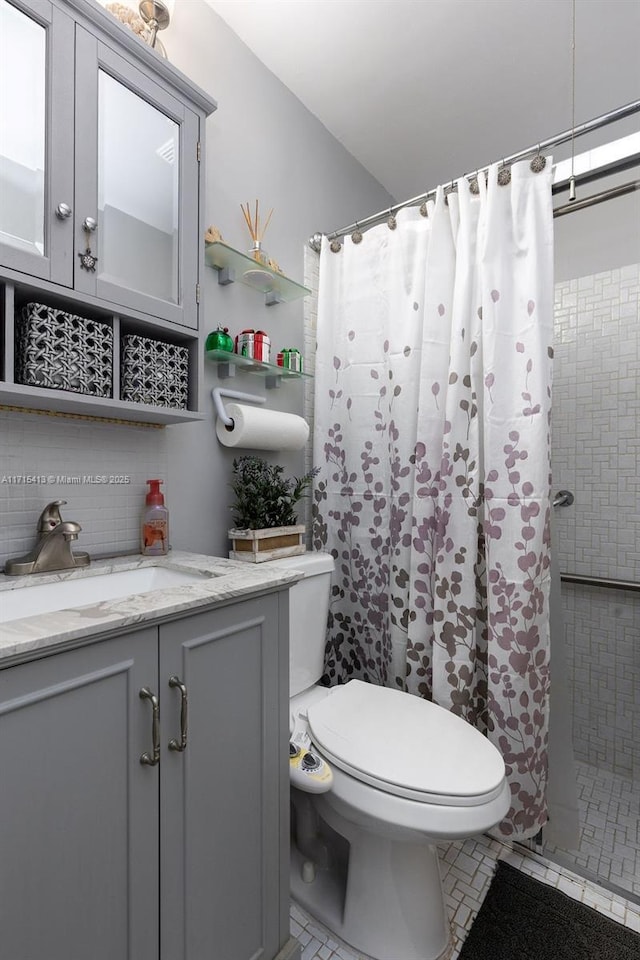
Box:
204 241 311 305
205 349 312 389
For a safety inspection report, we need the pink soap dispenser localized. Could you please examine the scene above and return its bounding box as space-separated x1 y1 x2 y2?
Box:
141 479 169 556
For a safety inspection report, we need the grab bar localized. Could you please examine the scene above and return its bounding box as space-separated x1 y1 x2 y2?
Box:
560 573 640 594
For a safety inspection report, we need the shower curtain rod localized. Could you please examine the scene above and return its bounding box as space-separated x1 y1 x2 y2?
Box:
310 98 640 247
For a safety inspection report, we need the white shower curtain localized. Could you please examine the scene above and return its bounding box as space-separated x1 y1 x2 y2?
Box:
312 160 554 838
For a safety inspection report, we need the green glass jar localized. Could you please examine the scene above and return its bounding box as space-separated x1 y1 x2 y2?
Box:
206 326 234 352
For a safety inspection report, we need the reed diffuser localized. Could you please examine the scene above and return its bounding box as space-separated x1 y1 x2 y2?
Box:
241 200 274 266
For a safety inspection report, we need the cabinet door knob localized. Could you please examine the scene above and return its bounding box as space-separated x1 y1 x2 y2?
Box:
82 216 98 232
55 202 73 220
139 687 160 766
168 676 188 752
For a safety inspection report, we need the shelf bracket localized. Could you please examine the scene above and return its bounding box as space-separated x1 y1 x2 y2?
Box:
265 290 282 307
214 361 236 380
211 387 265 427
217 266 236 286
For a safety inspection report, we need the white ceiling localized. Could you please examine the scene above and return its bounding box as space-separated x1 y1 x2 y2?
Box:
204 0 640 202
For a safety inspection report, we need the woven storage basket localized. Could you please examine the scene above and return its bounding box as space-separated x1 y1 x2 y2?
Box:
15 302 113 397
121 334 189 409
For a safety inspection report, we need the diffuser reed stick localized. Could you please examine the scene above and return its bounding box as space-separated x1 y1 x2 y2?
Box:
240 200 274 244
262 206 274 237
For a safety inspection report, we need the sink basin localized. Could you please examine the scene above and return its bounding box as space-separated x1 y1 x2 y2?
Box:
0 566 213 624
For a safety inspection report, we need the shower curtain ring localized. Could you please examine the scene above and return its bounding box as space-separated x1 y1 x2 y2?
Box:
351 222 363 244
470 171 480 195
530 144 547 173
387 208 397 230
498 160 511 186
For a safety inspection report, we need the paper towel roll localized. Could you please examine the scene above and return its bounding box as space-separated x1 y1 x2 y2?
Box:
216 403 309 451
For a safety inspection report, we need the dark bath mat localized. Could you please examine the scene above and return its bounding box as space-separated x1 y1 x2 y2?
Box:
457 860 640 960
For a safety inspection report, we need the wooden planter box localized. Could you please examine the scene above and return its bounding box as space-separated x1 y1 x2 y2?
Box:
228 525 306 563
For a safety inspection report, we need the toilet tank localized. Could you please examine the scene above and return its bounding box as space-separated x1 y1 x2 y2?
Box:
267 551 334 697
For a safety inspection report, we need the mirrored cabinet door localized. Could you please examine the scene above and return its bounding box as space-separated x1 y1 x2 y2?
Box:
0 0 74 284
0 0 46 257
74 28 199 329
98 71 180 307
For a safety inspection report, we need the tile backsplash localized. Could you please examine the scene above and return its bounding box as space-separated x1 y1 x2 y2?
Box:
0 410 167 568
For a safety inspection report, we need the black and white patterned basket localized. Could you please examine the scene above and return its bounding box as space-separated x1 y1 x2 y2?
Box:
121 334 189 409
15 302 113 397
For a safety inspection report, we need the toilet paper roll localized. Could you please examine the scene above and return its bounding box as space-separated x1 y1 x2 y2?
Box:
216 403 309 451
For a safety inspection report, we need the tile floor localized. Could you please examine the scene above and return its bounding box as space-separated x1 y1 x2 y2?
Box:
290 832 640 960
543 760 640 898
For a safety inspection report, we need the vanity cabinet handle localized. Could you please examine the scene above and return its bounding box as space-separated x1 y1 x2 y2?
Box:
168 676 188 752
139 687 160 766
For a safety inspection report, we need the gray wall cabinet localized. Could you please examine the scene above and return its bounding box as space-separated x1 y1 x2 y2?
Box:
0 591 291 960
0 0 216 422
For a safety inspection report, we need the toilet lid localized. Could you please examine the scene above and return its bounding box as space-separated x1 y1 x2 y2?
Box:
307 680 506 805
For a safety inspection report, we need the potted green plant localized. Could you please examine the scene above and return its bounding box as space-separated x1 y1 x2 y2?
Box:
227 456 318 562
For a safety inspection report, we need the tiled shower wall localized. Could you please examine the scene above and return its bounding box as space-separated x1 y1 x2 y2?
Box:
552 263 640 779
0 410 167 568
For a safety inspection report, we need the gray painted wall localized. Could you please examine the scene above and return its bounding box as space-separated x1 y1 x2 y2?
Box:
164 0 394 556
0 0 392 565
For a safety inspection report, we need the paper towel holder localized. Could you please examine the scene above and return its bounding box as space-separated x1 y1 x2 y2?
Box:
212 387 266 428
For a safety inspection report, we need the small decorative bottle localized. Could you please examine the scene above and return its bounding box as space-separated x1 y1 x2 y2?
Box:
141 479 169 556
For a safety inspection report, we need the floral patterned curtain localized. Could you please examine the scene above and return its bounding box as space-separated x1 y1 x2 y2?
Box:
312 160 554 839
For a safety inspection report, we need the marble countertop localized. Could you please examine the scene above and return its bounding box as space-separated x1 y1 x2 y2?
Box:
0 551 301 664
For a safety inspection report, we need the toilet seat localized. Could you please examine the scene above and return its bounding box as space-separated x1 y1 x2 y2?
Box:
307 680 506 807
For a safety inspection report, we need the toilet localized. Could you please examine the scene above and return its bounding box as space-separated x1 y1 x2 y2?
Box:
272 551 510 960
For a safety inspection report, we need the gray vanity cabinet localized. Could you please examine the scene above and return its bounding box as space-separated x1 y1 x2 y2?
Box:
0 626 160 960
159 594 288 960
0 591 291 960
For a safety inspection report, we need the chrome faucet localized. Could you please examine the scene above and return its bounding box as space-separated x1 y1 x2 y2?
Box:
4 500 91 576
